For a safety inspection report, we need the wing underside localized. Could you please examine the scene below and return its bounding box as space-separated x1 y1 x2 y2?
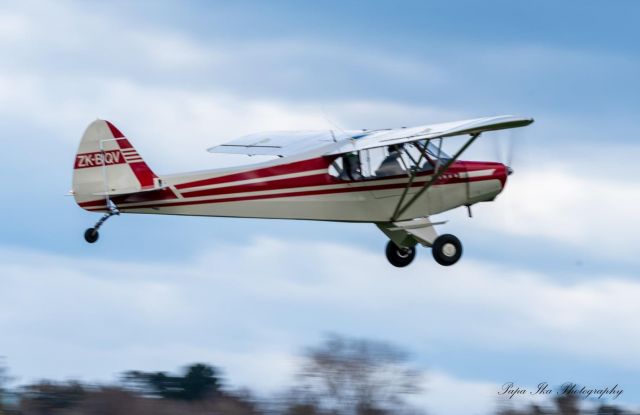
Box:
326 115 534 155
207 130 357 157
206 115 533 157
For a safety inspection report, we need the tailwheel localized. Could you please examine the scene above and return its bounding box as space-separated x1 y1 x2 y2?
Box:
385 241 416 268
83 200 119 244
432 234 462 266
84 228 99 244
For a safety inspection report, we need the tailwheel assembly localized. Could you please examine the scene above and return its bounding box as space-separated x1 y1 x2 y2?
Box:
83 200 119 244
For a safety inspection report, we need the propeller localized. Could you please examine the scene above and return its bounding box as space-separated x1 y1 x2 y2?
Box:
490 124 530 225
492 128 522 175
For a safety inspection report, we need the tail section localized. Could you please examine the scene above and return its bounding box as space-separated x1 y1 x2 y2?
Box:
72 120 158 209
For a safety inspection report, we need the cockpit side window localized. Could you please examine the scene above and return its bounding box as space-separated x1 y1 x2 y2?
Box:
356 145 411 179
342 153 363 180
328 140 451 181
329 153 363 181
328 157 344 178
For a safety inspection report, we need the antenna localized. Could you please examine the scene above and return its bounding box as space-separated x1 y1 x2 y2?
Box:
322 107 348 140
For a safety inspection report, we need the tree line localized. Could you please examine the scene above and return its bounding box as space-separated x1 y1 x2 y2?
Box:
0 336 633 415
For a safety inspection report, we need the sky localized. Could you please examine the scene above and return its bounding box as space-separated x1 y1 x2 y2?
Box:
1 0 639 414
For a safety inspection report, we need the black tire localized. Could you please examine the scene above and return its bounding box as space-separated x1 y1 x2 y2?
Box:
432 234 462 266
84 228 99 243
385 241 416 268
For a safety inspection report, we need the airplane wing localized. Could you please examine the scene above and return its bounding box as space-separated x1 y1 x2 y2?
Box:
326 115 533 155
207 130 357 157
207 115 533 157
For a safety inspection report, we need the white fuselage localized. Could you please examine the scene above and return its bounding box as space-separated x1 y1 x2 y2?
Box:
78 153 508 223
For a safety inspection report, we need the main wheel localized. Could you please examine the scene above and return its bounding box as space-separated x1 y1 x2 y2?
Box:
84 228 99 243
432 234 462 266
385 241 416 268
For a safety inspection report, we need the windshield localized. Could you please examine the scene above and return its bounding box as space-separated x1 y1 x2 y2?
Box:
423 140 451 163
395 140 450 173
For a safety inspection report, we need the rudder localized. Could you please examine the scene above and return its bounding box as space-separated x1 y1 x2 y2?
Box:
72 120 157 209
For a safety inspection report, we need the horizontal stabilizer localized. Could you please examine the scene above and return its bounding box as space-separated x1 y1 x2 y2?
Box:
91 185 168 197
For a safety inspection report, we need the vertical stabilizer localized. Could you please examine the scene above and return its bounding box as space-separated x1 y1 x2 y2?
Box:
72 120 157 208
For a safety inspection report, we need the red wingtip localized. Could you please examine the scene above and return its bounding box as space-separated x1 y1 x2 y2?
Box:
105 120 124 138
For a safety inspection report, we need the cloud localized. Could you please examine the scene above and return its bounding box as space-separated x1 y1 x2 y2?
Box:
0 2 457 171
450 163 640 262
0 11 30 42
1 2 639 414
0 0 446 100
1 237 639 387
3 238 639 412
1 30 638 265
413 371 533 415
0 67 463 174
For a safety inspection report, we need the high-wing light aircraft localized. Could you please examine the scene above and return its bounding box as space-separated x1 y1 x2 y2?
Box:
71 115 533 267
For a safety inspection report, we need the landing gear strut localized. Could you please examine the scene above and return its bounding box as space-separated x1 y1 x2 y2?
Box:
385 241 416 268
84 200 119 244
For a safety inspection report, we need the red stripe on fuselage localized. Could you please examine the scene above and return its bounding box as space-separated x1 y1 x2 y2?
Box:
180 172 338 199
83 174 498 212
84 181 425 211
178 162 474 199
174 157 332 190
463 161 508 187
80 159 507 211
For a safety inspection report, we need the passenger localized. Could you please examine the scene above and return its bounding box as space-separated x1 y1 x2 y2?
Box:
420 158 435 171
375 145 405 177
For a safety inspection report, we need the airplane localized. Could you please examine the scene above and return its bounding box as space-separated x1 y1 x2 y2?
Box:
71 115 533 267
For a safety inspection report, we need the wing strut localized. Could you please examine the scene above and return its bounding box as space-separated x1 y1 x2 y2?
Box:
390 142 427 220
390 132 481 221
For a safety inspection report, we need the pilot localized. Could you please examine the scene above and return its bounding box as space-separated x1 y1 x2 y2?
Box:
420 157 435 172
339 152 363 180
375 145 405 177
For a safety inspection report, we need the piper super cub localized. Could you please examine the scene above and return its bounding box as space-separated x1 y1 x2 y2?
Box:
71 115 533 267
